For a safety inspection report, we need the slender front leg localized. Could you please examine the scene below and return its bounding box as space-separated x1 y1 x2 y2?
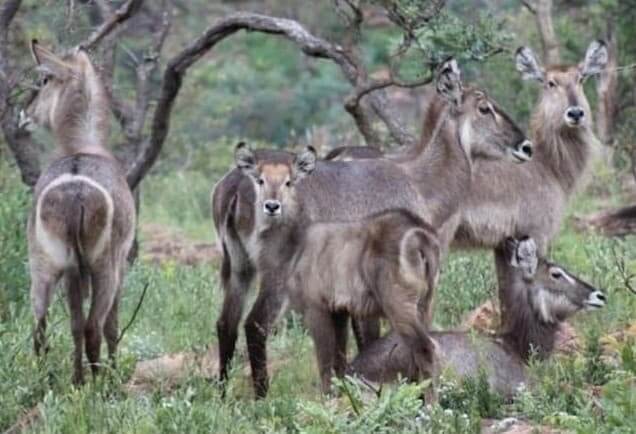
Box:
305 307 338 394
244 281 287 398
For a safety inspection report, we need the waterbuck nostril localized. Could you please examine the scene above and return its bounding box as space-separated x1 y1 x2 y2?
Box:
586 290 606 309
264 200 281 215
566 106 584 123
512 140 533 162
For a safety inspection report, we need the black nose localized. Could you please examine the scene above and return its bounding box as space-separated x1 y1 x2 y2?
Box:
265 201 280 213
566 107 584 122
521 142 533 158
597 293 606 302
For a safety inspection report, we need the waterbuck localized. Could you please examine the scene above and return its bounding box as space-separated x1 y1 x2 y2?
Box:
212 59 531 397
228 143 441 395
20 41 135 384
453 40 607 326
347 237 606 399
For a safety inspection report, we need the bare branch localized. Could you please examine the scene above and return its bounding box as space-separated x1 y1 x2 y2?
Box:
346 75 433 116
78 0 144 51
127 11 418 188
520 0 537 14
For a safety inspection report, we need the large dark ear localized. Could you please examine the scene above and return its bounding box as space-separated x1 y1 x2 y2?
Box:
580 40 608 78
515 46 544 82
235 142 257 177
30 39 73 79
435 58 462 106
292 146 317 181
509 236 538 279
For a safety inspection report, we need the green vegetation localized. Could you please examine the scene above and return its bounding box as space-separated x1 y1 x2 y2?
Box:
2 0 636 432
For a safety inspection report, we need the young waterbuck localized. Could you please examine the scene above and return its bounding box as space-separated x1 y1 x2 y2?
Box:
347 237 606 399
213 59 531 397
229 143 441 395
21 41 135 384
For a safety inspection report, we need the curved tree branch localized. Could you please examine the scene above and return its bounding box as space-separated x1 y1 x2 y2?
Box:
127 11 422 189
78 0 145 51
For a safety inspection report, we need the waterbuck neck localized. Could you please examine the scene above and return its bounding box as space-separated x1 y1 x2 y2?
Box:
499 282 559 361
54 60 111 158
397 107 471 227
530 108 596 194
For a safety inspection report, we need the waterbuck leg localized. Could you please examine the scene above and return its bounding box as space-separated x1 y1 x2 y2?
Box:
244 281 286 398
66 271 86 385
217 248 254 382
305 307 337 394
85 268 117 379
30 270 60 356
494 244 513 330
103 287 121 367
333 311 349 378
351 317 380 352
381 290 438 401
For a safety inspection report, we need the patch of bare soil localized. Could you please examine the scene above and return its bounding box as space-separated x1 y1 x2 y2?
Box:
139 223 221 266
125 347 290 395
461 300 581 355
481 417 564 434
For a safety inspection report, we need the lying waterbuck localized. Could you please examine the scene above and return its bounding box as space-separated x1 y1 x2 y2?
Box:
20 42 135 384
213 59 531 397
453 40 607 325
229 143 441 395
347 237 606 399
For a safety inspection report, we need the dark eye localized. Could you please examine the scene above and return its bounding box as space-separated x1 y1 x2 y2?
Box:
547 80 557 89
550 270 562 280
285 180 291 187
478 105 491 115
257 178 264 186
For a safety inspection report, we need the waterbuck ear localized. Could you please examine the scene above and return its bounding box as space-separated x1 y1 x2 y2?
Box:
580 40 608 78
435 58 463 106
30 40 73 79
511 236 538 278
515 46 544 82
235 142 257 177
292 146 317 181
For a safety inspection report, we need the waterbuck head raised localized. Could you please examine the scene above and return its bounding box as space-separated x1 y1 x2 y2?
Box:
506 236 606 324
20 40 111 155
235 142 316 225
516 40 608 130
435 58 532 164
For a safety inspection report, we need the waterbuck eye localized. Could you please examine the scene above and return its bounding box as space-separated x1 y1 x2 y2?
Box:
285 180 291 187
550 270 562 280
547 80 557 89
257 178 264 186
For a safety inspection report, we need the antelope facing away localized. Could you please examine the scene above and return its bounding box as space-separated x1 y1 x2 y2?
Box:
21 41 135 384
212 59 532 398
229 143 441 396
347 237 606 399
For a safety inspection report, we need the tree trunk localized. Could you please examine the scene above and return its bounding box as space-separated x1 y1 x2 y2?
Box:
595 18 618 164
534 0 560 64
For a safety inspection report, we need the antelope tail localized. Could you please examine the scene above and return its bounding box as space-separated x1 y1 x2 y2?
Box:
72 203 91 299
399 228 441 294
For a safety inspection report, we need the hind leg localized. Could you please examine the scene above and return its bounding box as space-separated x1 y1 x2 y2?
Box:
86 268 117 379
30 270 61 356
103 288 121 367
66 270 86 385
305 307 338 394
217 246 254 382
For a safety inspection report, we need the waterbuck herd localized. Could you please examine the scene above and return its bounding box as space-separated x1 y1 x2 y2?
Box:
20 36 609 402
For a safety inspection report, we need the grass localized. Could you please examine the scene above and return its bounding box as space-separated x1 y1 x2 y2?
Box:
1 160 635 433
